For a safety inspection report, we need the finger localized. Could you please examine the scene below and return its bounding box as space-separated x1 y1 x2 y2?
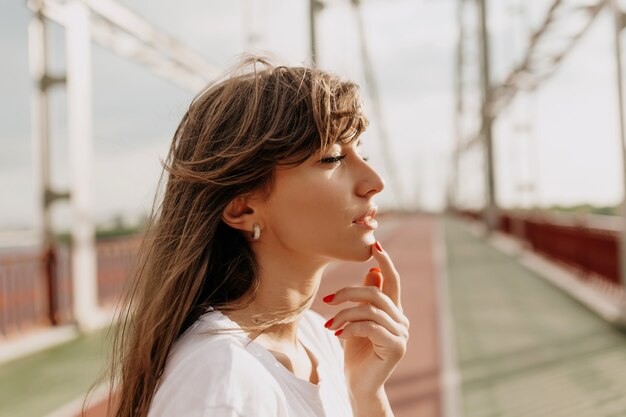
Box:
335 321 406 359
363 267 383 291
323 286 406 325
324 303 405 337
360 267 383 308
370 241 402 311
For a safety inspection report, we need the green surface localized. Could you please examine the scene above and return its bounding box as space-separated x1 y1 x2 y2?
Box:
0 327 114 417
443 218 626 417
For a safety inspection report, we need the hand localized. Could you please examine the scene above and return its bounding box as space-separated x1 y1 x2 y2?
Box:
322 240 410 396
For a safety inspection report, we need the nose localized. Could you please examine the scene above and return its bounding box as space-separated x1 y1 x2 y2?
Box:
356 160 385 198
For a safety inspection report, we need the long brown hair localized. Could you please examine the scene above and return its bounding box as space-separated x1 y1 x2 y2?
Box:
99 55 368 417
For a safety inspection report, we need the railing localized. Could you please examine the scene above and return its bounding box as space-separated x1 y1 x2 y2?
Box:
97 235 143 307
0 234 142 338
454 209 623 292
0 249 51 336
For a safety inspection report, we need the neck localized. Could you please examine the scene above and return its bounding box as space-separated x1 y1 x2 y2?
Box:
224 242 331 349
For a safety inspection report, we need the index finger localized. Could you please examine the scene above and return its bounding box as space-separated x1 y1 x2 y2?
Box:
370 240 402 312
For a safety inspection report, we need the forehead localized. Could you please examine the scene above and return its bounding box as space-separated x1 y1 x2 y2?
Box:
332 138 363 148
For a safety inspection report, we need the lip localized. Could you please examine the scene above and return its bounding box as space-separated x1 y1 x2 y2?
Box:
353 218 378 230
353 206 378 224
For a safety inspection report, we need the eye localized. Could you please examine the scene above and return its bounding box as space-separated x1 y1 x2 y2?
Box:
321 155 347 164
320 153 370 164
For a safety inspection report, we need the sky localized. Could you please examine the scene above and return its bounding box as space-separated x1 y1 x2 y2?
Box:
0 0 624 233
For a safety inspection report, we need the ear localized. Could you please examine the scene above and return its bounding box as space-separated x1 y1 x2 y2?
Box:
222 195 257 232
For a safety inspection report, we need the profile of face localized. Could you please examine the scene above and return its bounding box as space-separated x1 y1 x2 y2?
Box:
236 139 385 264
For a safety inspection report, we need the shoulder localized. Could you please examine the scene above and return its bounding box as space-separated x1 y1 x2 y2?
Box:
149 332 284 417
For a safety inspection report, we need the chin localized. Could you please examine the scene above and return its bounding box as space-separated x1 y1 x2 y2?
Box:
334 237 376 262
354 251 374 262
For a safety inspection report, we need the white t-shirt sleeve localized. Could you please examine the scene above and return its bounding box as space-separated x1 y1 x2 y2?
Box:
148 340 286 417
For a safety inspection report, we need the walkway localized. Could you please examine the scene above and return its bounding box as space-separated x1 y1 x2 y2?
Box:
315 213 442 417
0 213 443 417
5 214 626 417
444 217 626 417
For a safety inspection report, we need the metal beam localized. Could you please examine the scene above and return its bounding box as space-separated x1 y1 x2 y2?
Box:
488 0 607 118
611 0 626 289
28 5 63 326
459 0 608 153
26 0 224 331
351 0 406 209
450 0 466 210
478 0 498 231
310 0 320 66
29 0 221 92
65 0 99 331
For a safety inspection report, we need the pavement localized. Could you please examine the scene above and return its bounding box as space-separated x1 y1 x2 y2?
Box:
443 217 626 417
4 213 626 417
0 212 443 417
314 213 443 417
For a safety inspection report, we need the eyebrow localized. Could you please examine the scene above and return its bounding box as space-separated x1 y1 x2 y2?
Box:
335 139 362 151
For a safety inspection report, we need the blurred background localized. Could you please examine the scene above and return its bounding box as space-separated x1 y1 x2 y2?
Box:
3 0 626 416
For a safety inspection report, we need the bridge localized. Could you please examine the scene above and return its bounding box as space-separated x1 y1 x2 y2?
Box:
3 0 626 415
2 212 626 416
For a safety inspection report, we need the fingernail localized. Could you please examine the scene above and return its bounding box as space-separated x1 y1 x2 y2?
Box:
323 294 335 303
324 318 334 328
369 267 381 273
334 329 343 336
375 241 383 252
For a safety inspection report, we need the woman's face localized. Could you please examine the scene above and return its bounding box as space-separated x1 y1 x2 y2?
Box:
260 139 385 263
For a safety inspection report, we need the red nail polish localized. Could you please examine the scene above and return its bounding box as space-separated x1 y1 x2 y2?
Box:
335 329 343 336
324 318 334 328
323 294 335 303
369 267 381 273
375 241 382 252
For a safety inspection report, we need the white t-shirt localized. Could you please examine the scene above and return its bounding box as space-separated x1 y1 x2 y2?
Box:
147 307 354 417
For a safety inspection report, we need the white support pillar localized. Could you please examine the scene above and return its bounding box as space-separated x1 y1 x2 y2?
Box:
478 0 498 232
28 11 49 248
65 0 99 332
612 0 626 292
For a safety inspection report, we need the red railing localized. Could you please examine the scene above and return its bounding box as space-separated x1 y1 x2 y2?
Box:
0 249 50 336
96 235 143 307
454 209 623 290
0 235 142 338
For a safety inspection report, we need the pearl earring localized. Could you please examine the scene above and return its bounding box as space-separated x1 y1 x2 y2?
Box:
252 223 261 240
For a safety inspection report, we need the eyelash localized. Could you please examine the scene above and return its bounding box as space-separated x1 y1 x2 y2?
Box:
321 154 370 164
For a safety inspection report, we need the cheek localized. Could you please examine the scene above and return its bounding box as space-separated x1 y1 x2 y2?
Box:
264 167 375 260
277 184 342 226
267 185 374 261
269 179 348 240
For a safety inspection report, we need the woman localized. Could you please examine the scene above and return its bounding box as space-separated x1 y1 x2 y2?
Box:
107 56 409 417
